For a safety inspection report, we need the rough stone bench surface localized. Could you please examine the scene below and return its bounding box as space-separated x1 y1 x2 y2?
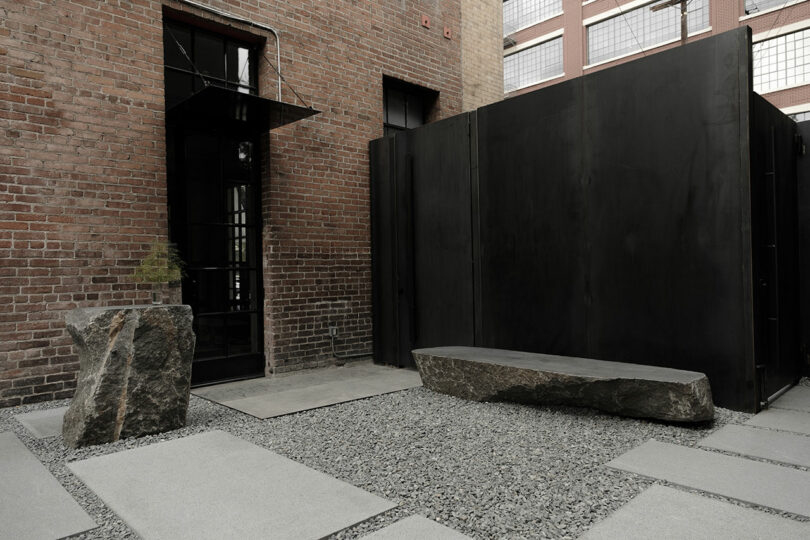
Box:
63 305 195 448
412 346 714 422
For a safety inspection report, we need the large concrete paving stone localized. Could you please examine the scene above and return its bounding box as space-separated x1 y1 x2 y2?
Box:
580 484 810 539
607 440 810 517
412 346 713 422
193 362 421 419
360 515 472 539
746 408 810 436
771 386 810 413
0 432 96 540
698 424 810 468
15 406 67 439
67 430 395 540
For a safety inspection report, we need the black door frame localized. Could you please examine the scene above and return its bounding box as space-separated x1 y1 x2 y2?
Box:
167 123 266 386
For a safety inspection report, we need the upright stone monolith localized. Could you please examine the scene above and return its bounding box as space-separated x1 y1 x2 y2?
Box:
63 305 195 448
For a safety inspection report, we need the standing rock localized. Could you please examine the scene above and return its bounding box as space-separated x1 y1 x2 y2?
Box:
63 305 195 448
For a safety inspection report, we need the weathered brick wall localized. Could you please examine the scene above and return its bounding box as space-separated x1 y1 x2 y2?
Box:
461 0 503 111
255 0 463 372
0 0 466 405
0 0 168 407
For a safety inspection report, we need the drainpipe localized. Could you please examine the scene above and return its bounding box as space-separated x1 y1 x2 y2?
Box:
175 0 282 100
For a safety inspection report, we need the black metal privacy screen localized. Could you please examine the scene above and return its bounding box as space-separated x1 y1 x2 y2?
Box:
371 27 803 412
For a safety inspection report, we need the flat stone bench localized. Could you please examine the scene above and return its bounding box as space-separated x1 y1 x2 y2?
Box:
412 346 714 422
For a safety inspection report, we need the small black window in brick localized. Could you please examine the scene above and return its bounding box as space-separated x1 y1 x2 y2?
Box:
383 77 437 136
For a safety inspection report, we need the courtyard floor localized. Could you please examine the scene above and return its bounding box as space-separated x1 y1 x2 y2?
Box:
1 372 809 539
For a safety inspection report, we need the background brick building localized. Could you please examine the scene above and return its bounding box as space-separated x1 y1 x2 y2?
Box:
0 0 503 406
502 0 810 117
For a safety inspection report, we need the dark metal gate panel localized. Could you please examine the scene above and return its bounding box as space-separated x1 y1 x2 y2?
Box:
476 79 588 356
580 28 756 410
370 115 475 368
797 120 810 378
750 96 801 401
370 136 398 367
408 114 475 356
370 27 803 411
475 28 760 411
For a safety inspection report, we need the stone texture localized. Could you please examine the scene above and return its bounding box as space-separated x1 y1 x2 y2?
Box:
63 305 195 448
15 406 68 439
193 361 422 419
771 386 810 413
0 432 97 540
67 430 395 540
412 347 714 422
580 485 810 539
746 408 810 435
607 440 810 517
698 424 810 468
361 515 473 539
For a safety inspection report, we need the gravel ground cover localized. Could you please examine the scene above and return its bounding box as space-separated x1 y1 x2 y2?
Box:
2 381 807 539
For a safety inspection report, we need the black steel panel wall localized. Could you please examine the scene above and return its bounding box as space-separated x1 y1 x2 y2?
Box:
798 121 810 378
749 96 800 401
371 28 802 411
475 78 588 356
370 115 475 368
370 136 398 367
476 28 758 410
408 115 475 352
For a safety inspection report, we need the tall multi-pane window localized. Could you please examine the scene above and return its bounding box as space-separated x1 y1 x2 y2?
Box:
753 29 810 94
504 37 563 92
745 0 792 14
586 0 710 65
163 20 257 108
503 0 563 36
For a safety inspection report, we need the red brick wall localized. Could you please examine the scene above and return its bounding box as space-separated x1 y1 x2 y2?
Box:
0 0 464 405
241 0 463 372
0 0 168 407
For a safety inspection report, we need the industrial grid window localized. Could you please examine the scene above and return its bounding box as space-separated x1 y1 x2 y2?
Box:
586 0 710 65
753 28 810 94
745 0 796 14
789 110 810 122
504 37 563 92
503 0 563 36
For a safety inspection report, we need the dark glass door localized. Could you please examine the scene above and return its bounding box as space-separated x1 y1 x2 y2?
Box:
169 128 264 385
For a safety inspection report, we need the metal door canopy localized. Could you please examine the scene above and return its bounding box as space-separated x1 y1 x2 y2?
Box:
370 27 802 412
168 85 319 132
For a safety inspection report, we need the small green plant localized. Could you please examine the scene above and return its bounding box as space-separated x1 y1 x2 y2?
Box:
134 241 185 285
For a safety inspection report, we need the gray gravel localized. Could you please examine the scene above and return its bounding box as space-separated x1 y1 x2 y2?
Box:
3 380 806 539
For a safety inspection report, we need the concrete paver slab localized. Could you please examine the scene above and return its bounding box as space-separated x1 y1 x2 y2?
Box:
14 406 67 439
771 386 810 413
606 440 810 517
67 430 395 540
698 424 810 467
580 485 810 539
193 361 422 418
0 432 96 540
361 515 472 539
745 408 810 436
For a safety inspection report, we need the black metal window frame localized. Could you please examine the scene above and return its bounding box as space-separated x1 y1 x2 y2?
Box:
163 19 259 103
585 0 710 66
383 76 438 136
